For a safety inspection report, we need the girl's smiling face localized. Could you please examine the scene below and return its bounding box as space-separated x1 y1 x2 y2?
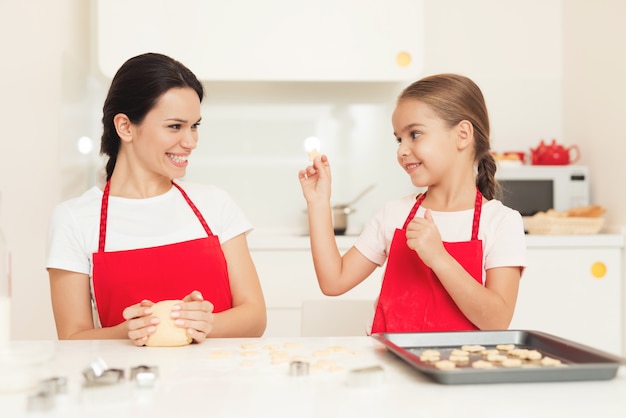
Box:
130 87 202 180
392 99 459 188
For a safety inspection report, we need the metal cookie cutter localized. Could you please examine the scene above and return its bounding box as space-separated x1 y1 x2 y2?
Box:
83 357 125 387
289 360 310 377
130 365 159 388
38 376 68 395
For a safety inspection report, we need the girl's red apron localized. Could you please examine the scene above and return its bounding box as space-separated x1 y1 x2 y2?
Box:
371 189 483 333
92 181 232 328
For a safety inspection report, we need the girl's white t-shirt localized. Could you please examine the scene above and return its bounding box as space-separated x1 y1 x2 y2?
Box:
46 180 253 277
354 194 527 283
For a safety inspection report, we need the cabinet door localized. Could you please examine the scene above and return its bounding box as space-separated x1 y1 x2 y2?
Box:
96 0 424 81
251 250 382 336
510 248 623 356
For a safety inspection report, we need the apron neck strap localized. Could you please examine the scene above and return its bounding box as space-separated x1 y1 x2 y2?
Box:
402 192 426 230
98 181 112 252
97 180 214 253
171 182 213 237
471 187 482 241
401 188 483 240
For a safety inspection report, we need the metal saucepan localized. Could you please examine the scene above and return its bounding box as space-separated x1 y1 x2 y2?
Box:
303 184 375 235
331 184 376 235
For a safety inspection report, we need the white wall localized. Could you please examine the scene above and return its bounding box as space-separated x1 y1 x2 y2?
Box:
0 0 89 339
156 0 565 235
562 0 626 351
563 0 626 230
1 0 624 344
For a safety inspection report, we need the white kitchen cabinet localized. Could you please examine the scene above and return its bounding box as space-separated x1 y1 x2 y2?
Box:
95 0 424 81
251 247 382 337
250 234 624 356
510 237 624 356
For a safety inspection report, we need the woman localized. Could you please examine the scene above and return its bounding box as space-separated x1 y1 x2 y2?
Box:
47 53 266 345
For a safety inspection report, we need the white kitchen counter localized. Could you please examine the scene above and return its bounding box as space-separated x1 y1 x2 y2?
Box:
247 231 358 251
1 337 625 417
247 230 625 250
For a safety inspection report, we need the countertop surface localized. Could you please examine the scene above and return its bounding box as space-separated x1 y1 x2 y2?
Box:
1 337 625 417
247 230 625 250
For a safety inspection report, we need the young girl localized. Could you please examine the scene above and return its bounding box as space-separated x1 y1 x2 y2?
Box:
298 73 526 333
46 53 266 345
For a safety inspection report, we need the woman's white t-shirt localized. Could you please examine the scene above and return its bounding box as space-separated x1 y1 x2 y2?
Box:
46 181 253 277
354 194 527 284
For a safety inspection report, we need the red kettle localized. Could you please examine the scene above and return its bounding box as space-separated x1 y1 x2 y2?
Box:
530 139 580 165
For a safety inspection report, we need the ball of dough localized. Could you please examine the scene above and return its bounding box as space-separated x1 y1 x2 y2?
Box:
145 300 192 347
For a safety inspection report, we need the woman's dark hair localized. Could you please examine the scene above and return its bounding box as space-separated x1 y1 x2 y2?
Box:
100 52 204 180
398 73 499 200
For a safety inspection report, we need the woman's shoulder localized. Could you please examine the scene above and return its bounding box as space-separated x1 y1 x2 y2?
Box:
54 186 102 212
49 186 102 229
173 180 240 210
174 180 228 196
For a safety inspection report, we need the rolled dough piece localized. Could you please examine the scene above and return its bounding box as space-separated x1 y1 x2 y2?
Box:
145 300 192 347
307 149 321 161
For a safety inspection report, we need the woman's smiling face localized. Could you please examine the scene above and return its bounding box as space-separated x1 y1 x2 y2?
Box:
130 87 202 180
392 99 458 188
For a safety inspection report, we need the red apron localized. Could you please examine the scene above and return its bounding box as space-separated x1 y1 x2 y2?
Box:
371 189 483 333
92 181 232 328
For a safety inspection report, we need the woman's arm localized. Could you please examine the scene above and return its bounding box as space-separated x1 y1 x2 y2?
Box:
204 233 267 337
48 268 128 339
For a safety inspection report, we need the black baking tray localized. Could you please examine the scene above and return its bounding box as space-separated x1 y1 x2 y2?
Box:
373 330 625 385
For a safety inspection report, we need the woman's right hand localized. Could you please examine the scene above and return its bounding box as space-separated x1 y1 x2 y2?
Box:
298 154 332 204
122 300 159 346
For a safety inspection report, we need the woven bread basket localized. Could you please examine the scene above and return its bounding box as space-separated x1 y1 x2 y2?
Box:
525 216 604 235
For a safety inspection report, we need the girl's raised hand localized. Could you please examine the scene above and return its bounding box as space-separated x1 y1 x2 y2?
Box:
175 290 215 344
122 299 157 347
298 154 332 204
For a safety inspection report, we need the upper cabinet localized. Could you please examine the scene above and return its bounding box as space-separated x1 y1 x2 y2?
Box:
95 0 424 81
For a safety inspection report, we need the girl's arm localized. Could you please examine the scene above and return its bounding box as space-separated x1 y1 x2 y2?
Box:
205 233 266 337
429 257 521 330
308 199 377 295
299 156 378 296
406 210 521 329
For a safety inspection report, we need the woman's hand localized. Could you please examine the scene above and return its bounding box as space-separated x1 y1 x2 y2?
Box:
298 154 332 204
174 290 215 343
122 299 158 347
405 209 447 268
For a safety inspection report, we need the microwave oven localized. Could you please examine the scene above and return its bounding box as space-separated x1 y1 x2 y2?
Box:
494 165 590 217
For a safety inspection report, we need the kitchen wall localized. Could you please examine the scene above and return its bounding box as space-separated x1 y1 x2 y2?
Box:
563 0 626 231
0 1 72 340
72 0 565 236
1 0 625 344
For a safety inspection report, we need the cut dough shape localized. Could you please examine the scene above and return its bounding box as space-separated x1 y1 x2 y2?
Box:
240 343 257 350
307 149 321 161
145 300 192 347
208 350 232 359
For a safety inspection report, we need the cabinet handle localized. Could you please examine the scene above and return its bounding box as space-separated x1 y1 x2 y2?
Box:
590 262 607 279
396 51 412 67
